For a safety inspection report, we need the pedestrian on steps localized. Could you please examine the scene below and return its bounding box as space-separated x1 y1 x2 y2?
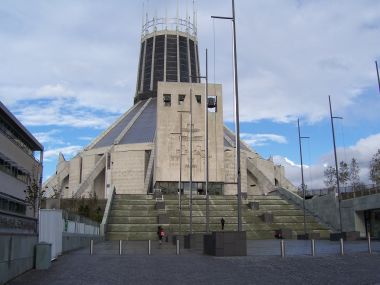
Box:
221 217 225 231
158 226 165 244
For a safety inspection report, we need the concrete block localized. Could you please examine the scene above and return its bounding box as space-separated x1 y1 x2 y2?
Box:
330 231 360 241
35 243 51 270
297 232 321 240
330 232 344 241
204 231 247 256
248 201 259 210
155 201 165 210
157 214 169 224
260 212 273 224
344 231 360 241
275 229 294 239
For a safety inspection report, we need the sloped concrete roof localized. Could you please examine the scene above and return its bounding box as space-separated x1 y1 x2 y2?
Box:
90 98 251 151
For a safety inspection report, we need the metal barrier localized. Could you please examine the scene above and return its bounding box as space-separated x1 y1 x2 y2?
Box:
280 240 285 258
90 240 93 255
340 238 344 256
176 239 180 255
311 239 315 256
148 240 151 255
119 240 123 255
368 233 372 255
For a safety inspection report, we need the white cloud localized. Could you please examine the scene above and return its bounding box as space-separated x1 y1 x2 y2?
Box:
44 145 82 161
241 133 287 146
0 0 379 126
275 133 380 189
197 0 380 124
33 129 63 144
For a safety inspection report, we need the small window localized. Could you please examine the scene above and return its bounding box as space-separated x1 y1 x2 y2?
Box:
163 94 171 106
178 94 186 105
195 95 201 104
207 96 217 112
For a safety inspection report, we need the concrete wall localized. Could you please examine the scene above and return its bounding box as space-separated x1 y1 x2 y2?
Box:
278 187 380 237
0 172 28 201
111 150 146 194
0 132 41 204
155 82 225 184
0 234 38 284
224 148 247 195
67 156 81 198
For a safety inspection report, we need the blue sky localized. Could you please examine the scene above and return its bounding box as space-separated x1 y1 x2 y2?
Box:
1 0 380 188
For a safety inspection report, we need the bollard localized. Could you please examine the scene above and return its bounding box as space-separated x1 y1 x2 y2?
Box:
176 239 180 255
90 239 94 255
367 233 372 255
119 240 122 255
148 240 151 255
340 238 344 256
311 239 315 257
280 240 285 258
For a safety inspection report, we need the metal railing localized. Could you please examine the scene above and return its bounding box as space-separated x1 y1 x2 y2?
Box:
298 184 380 199
142 17 197 37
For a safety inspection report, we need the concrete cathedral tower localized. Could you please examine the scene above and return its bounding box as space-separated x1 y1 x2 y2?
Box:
135 15 200 102
43 6 296 201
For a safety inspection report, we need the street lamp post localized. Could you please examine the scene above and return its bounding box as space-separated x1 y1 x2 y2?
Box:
171 113 184 235
189 88 193 234
376 61 380 95
191 49 210 233
297 118 310 237
212 0 243 232
329 95 343 234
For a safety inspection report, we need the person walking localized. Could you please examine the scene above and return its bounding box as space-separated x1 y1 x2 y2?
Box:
220 217 225 231
158 226 165 245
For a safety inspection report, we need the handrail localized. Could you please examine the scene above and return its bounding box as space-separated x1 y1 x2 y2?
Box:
100 187 116 236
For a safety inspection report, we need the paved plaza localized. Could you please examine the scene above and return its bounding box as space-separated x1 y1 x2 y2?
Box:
8 240 380 285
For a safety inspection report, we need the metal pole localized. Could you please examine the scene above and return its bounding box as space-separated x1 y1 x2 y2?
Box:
376 61 380 95
280 240 285 258
90 239 93 255
189 88 193 234
211 0 242 231
367 232 372 255
148 240 151 255
205 49 210 233
179 113 183 235
329 96 343 234
176 239 180 255
119 240 122 255
311 239 315 256
297 119 309 237
231 0 242 232
340 238 344 256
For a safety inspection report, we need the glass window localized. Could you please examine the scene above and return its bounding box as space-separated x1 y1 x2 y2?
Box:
178 94 186 105
163 94 171 106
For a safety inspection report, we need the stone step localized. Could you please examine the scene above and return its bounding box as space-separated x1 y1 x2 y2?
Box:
110 210 158 217
112 200 157 206
114 194 153 200
111 205 156 211
106 192 331 241
109 217 159 224
107 231 158 241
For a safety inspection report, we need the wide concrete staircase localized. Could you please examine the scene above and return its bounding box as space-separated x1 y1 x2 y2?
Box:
107 194 159 240
106 192 331 240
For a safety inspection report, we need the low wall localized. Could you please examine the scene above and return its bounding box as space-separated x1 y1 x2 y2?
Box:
39 209 100 260
0 234 37 284
277 187 380 236
62 233 102 253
